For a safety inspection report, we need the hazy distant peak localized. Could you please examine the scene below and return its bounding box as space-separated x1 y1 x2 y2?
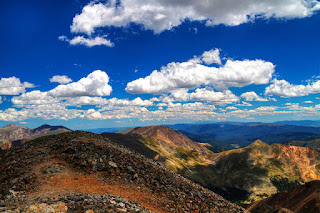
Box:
2 124 28 129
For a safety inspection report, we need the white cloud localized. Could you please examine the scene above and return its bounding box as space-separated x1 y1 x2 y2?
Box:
126 50 275 94
0 96 2 104
69 36 114 47
49 70 112 97
226 106 238 110
265 78 320 97
12 90 60 106
50 75 72 85
284 102 320 112
201 49 222 65
240 91 268 102
59 35 113 47
58 35 68 42
304 100 313 103
236 102 253 106
0 77 35 95
71 0 320 35
161 88 239 105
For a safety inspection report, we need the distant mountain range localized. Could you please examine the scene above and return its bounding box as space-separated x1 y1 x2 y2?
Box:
0 124 71 149
82 121 320 150
166 122 320 148
80 127 127 133
276 120 320 127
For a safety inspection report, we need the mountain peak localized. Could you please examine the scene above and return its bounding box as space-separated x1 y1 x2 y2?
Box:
2 124 27 129
247 139 269 148
32 124 71 132
128 125 212 161
130 126 177 137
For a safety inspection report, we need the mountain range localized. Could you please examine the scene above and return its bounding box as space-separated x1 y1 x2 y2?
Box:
2 123 320 212
167 122 320 148
0 124 71 150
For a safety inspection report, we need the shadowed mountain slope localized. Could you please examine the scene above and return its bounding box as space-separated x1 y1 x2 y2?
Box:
248 180 320 213
0 131 246 212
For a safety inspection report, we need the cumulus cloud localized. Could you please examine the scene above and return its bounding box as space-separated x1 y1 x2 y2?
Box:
59 35 113 47
49 70 112 97
161 88 239 105
126 50 275 94
240 91 268 102
226 106 238 110
0 77 35 95
69 36 114 47
71 0 320 35
284 102 320 112
265 78 320 97
236 102 253 107
12 90 60 106
201 49 222 65
50 75 72 84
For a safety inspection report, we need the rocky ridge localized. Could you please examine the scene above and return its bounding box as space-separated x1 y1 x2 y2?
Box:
0 131 246 212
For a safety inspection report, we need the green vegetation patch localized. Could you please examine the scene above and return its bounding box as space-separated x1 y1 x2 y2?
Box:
175 147 199 161
270 175 300 192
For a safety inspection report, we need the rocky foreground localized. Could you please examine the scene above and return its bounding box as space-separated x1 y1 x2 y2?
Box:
0 131 246 212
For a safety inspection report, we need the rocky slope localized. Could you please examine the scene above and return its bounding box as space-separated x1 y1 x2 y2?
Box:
247 180 320 213
0 124 71 150
0 131 246 212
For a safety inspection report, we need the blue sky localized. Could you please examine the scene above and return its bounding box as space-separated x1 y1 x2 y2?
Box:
1 0 320 129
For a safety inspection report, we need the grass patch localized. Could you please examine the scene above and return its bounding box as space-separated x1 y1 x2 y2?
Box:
175 147 199 161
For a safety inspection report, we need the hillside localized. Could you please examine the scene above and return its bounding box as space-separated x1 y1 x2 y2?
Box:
0 124 31 145
0 124 71 150
0 131 245 212
248 180 320 213
182 140 320 203
128 126 214 172
288 139 320 149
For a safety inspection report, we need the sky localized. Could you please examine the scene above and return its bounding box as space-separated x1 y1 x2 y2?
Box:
1 0 320 129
